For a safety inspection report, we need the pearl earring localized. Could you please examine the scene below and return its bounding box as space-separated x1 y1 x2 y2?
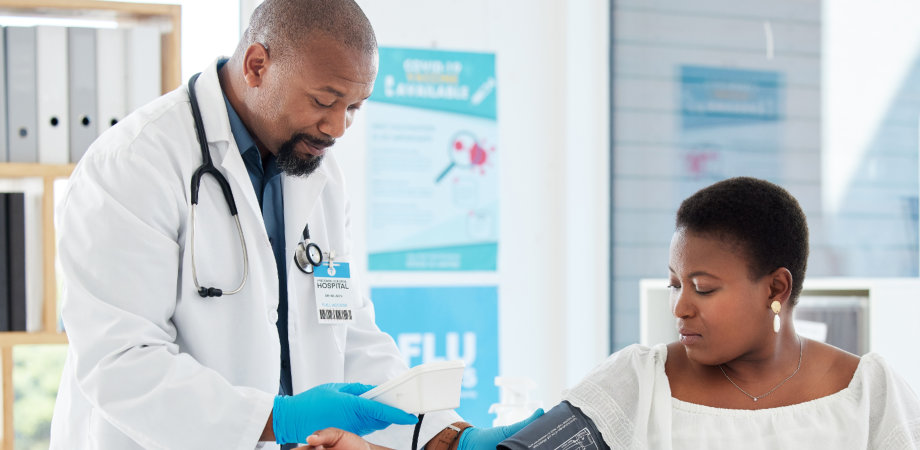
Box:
771 300 782 333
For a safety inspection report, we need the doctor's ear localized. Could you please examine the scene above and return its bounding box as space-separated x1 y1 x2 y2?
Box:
242 43 270 87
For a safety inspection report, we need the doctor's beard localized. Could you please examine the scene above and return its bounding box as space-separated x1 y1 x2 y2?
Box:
276 132 334 177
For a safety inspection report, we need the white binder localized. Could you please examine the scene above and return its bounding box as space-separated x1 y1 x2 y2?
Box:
24 187 43 331
5 26 39 163
96 27 127 135
68 27 98 163
126 25 162 113
36 26 70 164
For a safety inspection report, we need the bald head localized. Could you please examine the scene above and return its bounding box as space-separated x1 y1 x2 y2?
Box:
238 0 377 66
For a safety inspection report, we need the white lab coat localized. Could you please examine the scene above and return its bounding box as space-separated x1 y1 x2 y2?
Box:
49 59 460 449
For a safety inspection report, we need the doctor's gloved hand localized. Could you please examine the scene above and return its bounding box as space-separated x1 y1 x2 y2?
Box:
456 409 544 450
272 383 417 444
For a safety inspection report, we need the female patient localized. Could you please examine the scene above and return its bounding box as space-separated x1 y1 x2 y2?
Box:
562 176 920 448
302 176 920 449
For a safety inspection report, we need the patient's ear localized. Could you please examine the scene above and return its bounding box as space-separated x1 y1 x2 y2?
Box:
768 267 792 305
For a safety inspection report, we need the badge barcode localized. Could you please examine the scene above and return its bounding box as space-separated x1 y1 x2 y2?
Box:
319 309 353 320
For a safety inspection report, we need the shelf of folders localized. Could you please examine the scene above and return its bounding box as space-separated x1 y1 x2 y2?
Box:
0 3 176 165
0 163 73 345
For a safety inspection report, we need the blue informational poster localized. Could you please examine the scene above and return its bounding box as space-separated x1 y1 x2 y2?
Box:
678 66 784 189
371 286 498 427
366 48 498 271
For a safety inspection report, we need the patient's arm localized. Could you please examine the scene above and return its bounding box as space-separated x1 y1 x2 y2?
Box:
302 428 392 450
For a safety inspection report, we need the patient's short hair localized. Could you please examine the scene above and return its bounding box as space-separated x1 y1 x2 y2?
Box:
675 177 809 304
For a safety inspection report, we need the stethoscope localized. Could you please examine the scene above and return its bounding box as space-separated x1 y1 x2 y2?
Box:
187 73 324 297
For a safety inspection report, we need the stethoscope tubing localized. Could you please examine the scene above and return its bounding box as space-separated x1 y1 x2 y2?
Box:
188 72 250 298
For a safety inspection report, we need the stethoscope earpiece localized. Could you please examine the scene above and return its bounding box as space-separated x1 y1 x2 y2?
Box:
198 287 223 297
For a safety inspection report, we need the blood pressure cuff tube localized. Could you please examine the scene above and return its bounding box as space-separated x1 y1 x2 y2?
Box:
498 400 610 450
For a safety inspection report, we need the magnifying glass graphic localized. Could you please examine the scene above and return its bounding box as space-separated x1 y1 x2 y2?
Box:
435 131 487 183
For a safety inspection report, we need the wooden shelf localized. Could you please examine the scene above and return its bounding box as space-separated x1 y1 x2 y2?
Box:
0 162 76 178
0 332 68 346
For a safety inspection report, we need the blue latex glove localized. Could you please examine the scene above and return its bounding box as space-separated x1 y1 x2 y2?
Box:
272 382 418 444
457 408 544 450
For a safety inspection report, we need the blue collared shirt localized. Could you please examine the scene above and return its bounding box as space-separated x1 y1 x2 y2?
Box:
218 60 293 396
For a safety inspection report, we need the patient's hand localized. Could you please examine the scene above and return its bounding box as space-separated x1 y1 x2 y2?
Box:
300 428 392 450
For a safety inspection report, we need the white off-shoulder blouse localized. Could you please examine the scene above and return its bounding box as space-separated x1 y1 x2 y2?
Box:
563 344 920 449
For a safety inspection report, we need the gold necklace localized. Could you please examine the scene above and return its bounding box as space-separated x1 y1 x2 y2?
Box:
718 338 804 402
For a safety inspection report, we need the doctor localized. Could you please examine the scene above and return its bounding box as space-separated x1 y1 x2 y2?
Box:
49 0 538 448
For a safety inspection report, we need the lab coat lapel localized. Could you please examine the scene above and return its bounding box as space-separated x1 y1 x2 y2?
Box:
283 167 328 260
217 144 263 226
193 59 264 225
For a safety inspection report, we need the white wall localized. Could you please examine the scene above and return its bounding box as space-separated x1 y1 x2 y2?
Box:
332 0 611 408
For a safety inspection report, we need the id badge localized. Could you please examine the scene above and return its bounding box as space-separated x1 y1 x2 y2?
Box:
313 261 357 323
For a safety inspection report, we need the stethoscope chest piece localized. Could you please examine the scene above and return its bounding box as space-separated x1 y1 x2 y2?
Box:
294 223 323 274
294 240 323 274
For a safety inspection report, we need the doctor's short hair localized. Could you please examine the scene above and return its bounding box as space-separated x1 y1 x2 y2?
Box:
240 0 377 65
675 176 809 305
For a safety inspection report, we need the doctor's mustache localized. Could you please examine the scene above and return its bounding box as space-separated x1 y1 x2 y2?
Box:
296 133 335 150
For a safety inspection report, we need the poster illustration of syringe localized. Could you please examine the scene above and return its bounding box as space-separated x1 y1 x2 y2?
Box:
366 47 498 271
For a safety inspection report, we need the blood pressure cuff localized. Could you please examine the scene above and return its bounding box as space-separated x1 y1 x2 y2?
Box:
498 400 610 450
